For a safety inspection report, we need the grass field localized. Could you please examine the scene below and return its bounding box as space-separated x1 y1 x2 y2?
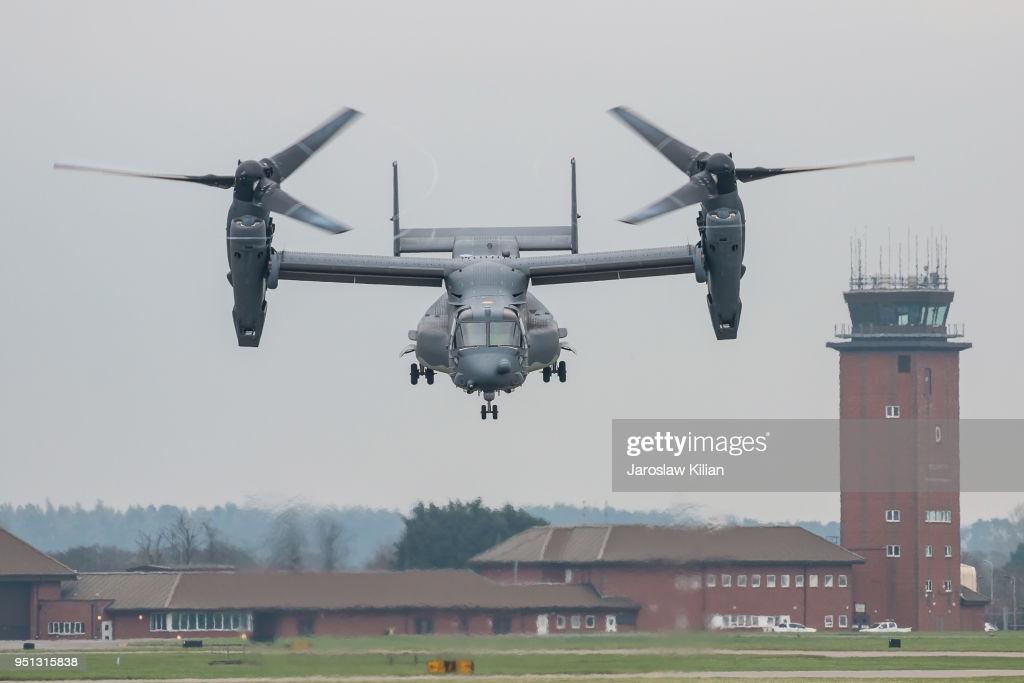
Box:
1 631 1022 680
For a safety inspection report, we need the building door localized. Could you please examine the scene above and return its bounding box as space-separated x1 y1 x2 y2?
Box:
535 614 548 635
0 583 30 640
101 621 113 641
605 615 617 633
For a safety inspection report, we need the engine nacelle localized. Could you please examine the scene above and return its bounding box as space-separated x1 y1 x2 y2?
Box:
701 208 743 340
226 215 272 347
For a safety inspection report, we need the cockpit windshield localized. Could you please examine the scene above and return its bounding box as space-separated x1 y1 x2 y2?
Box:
454 318 523 349
455 322 488 348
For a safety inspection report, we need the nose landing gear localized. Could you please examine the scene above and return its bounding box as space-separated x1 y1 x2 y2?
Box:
480 391 498 420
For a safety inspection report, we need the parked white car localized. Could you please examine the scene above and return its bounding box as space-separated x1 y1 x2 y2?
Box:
858 620 912 633
772 622 817 633
984 622 999 633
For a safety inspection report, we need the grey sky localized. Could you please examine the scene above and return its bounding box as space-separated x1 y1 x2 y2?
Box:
1 0 1021 523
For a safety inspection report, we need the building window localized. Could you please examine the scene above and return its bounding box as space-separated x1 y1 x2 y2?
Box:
809 574 818 588
721 574 732 588
925 545 933 557
838 614 848 628
766 575 776 588
838 574 848 588
48 622 84 636
149 613 166 631
414 616 434 634
166 611 251 632
943 579 953 593
886 545 901 558
570 615 581 630
780 574 790 588
924 579 933 592
824 575 834 588
584 615 596 629
897 355 911 373
824 615 834 629
885 405 901 419
795 574 805 588
924 367 933 397
706 574 716 588
737 574 748 587
555 615 566 630
925 510 952 524
564 568 573 583
945 545 953 558
751 574 762 588
886 509 901 523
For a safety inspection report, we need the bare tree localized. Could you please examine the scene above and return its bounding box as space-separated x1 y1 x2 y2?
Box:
270 508 306 570
364 542 396 570
315 513 347 571
135 530 166 565
167 512 201 565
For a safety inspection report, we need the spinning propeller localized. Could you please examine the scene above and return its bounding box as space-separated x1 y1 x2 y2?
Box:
55 108 362 234
609 106 913 225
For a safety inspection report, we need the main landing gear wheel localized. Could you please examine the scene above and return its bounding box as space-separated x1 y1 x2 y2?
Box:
410 363 419 385
557 360 567 383
542 367 552 383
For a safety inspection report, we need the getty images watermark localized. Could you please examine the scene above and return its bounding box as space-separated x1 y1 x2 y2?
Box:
611 419 1024 493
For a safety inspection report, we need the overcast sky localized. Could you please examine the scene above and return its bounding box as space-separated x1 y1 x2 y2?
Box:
1 0 1021 523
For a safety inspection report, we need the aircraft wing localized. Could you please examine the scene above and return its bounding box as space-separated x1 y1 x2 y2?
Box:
517 245 696 285
273 251 453 287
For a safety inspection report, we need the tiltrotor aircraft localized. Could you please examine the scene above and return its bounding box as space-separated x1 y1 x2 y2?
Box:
56 107 911 419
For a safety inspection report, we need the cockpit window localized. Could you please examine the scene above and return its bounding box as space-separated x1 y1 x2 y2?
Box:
455 322 488 348
489 321 521 347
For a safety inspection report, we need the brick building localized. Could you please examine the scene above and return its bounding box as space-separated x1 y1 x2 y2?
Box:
0 528 76 640
827 259 988 631
26 561 635 640
471 525 863 631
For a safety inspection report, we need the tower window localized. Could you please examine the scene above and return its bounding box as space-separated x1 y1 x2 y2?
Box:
885 405 901 419
943 579 953 593
924 368 933 397
924 579 933 592
925 545 933 557
925 510 952 523
898 355 911 373
945 545 953 558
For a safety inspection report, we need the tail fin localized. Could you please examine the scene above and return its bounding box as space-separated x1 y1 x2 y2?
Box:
570 158 579 254
391 161 401 256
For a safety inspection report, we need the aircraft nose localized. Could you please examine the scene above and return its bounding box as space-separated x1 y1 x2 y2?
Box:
457 348 522 390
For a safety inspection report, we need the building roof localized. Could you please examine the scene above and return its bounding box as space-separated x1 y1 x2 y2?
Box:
960 586 990 606
470 525 864 566
67 569 635 612
64 572 180 609
0 527 75 579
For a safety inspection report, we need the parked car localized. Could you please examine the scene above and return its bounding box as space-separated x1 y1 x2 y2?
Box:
772 622 817 633
984 622 999 633
857 620 912 633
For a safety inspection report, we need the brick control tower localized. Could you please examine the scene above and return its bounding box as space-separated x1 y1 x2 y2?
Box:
827 237 973 631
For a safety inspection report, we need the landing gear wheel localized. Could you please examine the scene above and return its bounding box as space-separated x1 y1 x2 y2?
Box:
491 405 498 420
425 368 435 385
542 367 552 383
481 403 498 420
557 360 567 383
480 405 488 420
410 363 420 385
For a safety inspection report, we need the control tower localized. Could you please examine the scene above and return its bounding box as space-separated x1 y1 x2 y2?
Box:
827 236 979 631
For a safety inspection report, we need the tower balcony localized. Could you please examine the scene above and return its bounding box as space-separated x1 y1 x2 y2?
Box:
833 322 965 339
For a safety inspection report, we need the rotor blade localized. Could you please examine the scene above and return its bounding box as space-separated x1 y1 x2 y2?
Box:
735 155 915 182
269 108 362 181
609 106 704 176
259 184 352 234
621 174 716 225
53 163 234 188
